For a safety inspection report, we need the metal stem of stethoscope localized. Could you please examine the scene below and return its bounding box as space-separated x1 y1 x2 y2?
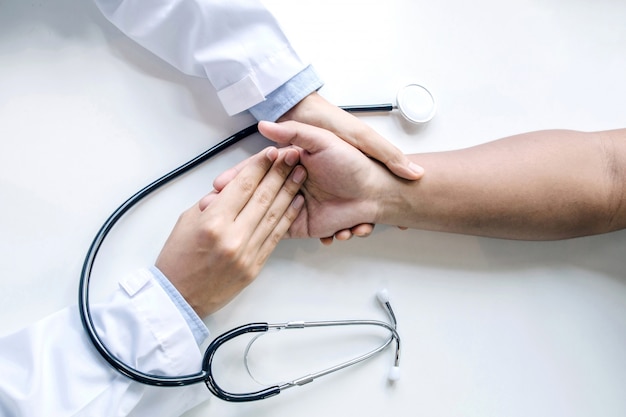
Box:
200 295 400 402
275 320 400 388
341 84 436 124
340 104 395 113
76 88 428 398
244 297 401 392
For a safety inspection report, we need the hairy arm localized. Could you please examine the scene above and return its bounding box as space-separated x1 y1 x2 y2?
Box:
259 122 626 241
380 129 626 239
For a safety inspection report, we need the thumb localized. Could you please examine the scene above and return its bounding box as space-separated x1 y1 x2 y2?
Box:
258 120 337 155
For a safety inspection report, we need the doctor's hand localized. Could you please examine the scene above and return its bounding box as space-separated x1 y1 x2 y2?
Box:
215 94 422 243
277 92 421 243
257 121 402 243
278 92 424 181
155 147 306 318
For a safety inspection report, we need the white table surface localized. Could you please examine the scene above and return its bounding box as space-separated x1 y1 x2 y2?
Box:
1 1 626 416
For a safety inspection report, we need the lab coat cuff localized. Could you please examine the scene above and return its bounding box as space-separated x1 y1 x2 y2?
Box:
149 266 210 346
249 65 324 122
114 268 205 378
216 46 312 116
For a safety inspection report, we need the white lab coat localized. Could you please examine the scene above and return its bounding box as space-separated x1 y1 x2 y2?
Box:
0 1 308 416
0 269 209 416
94 0 310 116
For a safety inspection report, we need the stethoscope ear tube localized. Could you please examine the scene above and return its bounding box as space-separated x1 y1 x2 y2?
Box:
202 323 282 402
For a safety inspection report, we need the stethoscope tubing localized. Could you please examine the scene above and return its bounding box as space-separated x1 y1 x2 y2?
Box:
202 323 281 401
274 319 400 385
78 105 398 392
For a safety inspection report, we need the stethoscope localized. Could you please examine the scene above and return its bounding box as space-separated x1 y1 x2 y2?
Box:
78 84 434 402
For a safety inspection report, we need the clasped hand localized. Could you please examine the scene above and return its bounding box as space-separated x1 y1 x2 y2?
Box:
212 121 406 243
156 117 412 318
155 147 306 318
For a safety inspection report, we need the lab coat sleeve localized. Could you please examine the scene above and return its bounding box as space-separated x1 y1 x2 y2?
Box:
94 0 315 117
0 268 211 417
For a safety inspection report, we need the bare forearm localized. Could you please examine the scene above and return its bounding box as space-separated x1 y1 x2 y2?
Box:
379 129 626 240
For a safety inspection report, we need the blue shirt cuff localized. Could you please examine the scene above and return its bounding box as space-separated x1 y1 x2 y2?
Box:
149 265 210 345
248 65 324 122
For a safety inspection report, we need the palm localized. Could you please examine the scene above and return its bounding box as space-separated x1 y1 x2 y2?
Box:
285 139 380 239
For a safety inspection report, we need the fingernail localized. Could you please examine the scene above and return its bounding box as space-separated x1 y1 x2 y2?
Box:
284 150 299 167
291 194 304 209
265 147 278 161
409 162 424 175
291 166 306 184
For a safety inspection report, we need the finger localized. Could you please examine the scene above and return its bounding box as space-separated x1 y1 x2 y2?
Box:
213 145 301 191
256 193 305 263
212 153 256 192
329 223 375 242
258 120 342 155
277 93 424 180
248 163 306 249
212 167 240 192
198 190 219 211
321 113 424 180
333 229 353 241
260 121 422 184
237 148 302 236
207 147 278 220
351 223 374 237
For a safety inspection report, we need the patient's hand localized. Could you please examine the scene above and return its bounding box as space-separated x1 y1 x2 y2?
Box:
258 121 399 241
278 92 424 181
276 93 423 243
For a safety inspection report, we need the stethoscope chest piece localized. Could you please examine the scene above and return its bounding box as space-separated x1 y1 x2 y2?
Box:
341 83 436 125
396 83 436 124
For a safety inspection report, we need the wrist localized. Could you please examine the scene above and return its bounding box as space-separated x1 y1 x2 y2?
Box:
278 91 327 123
250 66 324 122
150 266 209 345
367 162 411 226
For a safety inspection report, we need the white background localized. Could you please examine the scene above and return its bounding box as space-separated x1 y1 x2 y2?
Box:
1 0 626 416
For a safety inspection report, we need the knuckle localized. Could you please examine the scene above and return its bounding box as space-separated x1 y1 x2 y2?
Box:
264 209 280 227
283 175 302 195
255 189 274 209
197 221 220 246
267 230 283 247
198 221 242 256
282 206 298 223
276 159 293 178
242 268 257 285
235 174 256 195
218 237 244 258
